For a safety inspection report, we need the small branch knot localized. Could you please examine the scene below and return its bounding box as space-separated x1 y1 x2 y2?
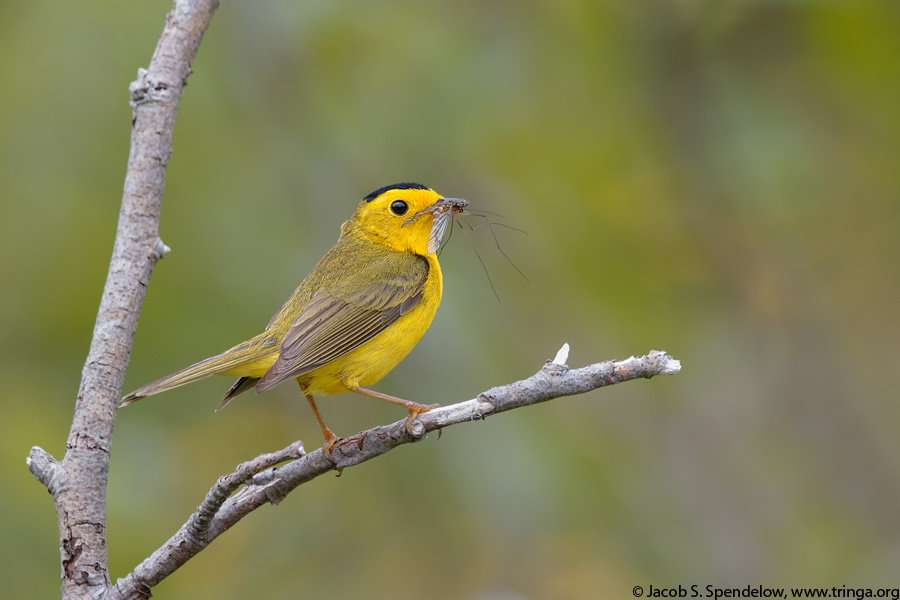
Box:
542 361 569 377
543 343 571 377
128 68 151 108
129 68 177 110
406 420 428 441
153 238 171 260
27 446 65 494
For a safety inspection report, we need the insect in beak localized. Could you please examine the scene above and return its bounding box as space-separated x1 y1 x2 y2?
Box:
404 197 469 254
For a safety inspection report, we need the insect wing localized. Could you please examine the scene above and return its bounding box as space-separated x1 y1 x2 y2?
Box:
428 210 452 254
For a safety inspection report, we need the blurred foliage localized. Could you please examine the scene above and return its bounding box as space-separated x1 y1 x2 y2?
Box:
2 0 900 598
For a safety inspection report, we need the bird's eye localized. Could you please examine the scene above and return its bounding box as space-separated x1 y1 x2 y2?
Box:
390 200 408 215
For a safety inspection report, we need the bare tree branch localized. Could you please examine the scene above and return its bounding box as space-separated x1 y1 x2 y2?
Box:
26 2 219 599
102 348 681 600
25 447 64 493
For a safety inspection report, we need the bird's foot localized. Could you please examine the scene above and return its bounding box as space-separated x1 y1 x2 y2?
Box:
320 427 340 456
403 403 439 438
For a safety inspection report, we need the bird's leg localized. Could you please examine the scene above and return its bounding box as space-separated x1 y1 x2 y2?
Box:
344 383 439 434
299 382 338 453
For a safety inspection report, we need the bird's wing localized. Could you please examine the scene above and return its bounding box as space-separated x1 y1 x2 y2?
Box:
254 255 429 392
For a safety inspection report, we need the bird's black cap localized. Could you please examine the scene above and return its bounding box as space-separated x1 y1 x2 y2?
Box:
363 182 430 202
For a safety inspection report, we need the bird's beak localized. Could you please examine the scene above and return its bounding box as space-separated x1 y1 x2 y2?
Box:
402 197 469 226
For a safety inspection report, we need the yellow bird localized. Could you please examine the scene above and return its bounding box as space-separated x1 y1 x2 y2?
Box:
122 183 468 449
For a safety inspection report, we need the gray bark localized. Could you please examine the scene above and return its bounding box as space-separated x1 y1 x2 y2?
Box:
26 2 219 599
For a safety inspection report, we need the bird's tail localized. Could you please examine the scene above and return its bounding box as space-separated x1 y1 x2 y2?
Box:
121 341 269 406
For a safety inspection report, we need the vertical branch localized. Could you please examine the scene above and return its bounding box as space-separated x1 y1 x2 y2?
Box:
27 1 219 599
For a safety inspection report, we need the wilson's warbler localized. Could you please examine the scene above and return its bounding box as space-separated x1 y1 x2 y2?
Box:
122 183 468 449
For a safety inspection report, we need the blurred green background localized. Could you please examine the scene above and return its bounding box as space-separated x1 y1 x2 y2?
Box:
3 0 899 598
